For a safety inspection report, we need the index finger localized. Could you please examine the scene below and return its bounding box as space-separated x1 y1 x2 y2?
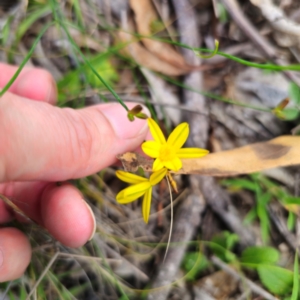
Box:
0 63 57 105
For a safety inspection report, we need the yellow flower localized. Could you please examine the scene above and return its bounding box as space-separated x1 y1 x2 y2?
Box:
116 168 167 223
142 118 209 171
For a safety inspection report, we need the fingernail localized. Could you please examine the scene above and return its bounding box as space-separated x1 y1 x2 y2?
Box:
15 69 57 104
45 78 58 104
83 200 96 241
101 103 150 139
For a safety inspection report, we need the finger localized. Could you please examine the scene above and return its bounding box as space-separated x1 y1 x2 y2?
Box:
0 200 13 223
0 96 149 182
40 184 96 247
0 227 31 282
0 63 57 105
0 181 47 224
0 182 95 247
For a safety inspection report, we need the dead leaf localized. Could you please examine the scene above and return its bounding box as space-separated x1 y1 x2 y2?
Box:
118 30 191 76
177 136 300 176
117 152 153 172
118 29 214 76
130 0 191 70
195 269 238 299
118 136 300 177
118 0 212 75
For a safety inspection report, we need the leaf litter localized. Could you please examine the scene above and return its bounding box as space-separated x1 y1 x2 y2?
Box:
1 0 300 299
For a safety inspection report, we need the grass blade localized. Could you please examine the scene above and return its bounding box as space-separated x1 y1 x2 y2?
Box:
0 22 53 97
291 251 299 300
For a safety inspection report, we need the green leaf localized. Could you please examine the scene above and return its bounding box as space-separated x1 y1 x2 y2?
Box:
212 231 239 251
244 207 257 225
0 15 12 45
8 290 17 300
57 53 118 104
277 108 299 121
37 284 47 299
221 178 258 192
226 233 239 250
71 0 84 28
257 265 293 295
257 192 272 243
241 246 279 265
51 7 128 111
181 252 209 281
119 296 131 300
291 252 299 300
16 4 51 41
217 3 229 23
287 212 296 231
282 196 300 205
257 192 272 205
289 82 300 105
210 232 238 262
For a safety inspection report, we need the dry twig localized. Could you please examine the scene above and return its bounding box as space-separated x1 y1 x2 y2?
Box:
220 0 300 86
250 0 300 38
147 1 206 299
211 256 280 300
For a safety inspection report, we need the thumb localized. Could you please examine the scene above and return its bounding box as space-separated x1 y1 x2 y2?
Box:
0 93 149 182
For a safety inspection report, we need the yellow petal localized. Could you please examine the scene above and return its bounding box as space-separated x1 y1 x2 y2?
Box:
116 170 148 184
116 189 145 204
142 187 152 223
176 148 209 158
164 157 182 171
149 168 167 185
153 158 165 171
147 118 166 144
141 141 161 158
123 181 151 197
167 122 189 150
117 182 151 203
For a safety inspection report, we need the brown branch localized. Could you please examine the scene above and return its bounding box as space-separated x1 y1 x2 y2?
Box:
220 0 300 86
211 256 280 300
147 1 206 299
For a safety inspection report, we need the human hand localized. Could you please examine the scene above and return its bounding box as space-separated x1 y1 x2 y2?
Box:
0 63 149 282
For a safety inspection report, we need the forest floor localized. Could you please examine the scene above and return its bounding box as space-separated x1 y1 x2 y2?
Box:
1 0 300 299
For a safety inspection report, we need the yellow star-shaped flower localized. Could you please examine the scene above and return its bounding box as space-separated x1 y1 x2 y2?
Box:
116 168 167 223
142 118 209 171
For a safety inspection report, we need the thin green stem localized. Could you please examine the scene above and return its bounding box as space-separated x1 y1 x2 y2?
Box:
194 39 219 59
0 22 53 97
50 0 128 111
121 30 300 71
160 75 271 112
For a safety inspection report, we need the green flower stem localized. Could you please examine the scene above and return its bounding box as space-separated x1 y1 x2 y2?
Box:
160 74 271 112
50 0 129 111
0 22 54 97
194 39 219 59
125 31 300 71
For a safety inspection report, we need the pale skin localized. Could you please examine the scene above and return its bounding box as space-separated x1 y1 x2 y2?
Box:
0 63 149 282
